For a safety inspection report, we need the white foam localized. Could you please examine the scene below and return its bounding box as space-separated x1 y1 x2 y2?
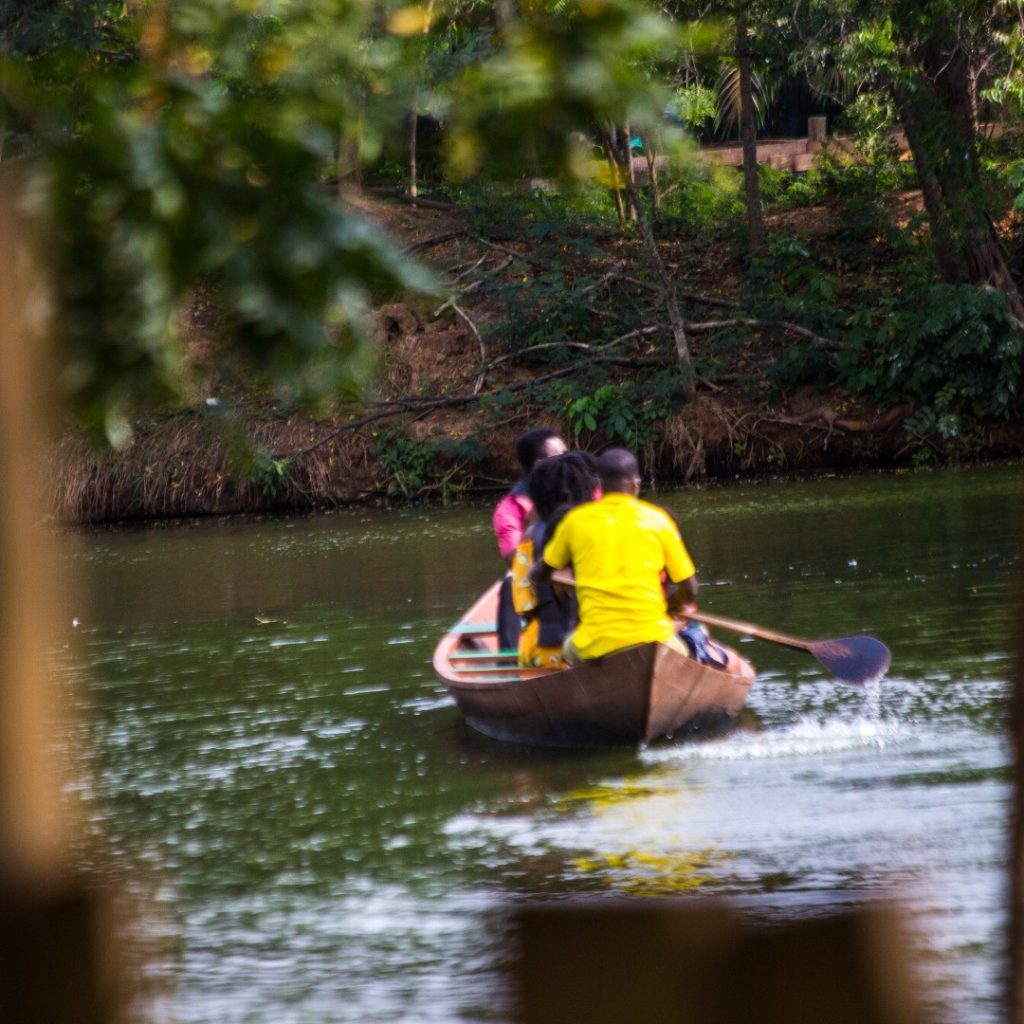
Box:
643 715 911 764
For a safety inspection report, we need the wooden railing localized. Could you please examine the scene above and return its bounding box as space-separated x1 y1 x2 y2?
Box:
642 117 1007 174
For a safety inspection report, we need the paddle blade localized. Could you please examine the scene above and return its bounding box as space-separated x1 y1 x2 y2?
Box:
810 636 891 684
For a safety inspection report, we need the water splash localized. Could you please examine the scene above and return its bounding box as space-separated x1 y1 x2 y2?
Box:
644 714 910 764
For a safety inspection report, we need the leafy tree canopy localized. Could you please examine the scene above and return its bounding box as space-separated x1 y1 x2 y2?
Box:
0 0 686 443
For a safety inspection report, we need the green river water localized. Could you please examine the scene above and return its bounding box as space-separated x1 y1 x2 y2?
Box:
61 463 1021 1023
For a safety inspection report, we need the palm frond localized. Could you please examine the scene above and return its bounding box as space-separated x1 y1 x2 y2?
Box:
713 60 773 135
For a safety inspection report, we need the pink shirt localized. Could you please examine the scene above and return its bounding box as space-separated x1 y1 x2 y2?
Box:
493 491 532 560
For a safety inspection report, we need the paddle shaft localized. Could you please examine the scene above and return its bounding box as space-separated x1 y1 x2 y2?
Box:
550 568 890 682
552 565 815 651
686 610 815 653
555 568 814 650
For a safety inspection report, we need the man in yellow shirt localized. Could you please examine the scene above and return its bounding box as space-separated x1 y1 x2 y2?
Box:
532 447 698 663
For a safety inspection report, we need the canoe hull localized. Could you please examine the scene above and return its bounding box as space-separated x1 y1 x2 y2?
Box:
433 581 755 748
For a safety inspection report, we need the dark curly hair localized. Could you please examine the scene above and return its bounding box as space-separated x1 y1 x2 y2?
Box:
526 450 599 525
515 427 560 473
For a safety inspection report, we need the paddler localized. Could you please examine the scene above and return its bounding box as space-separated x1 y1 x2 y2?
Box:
531 447 698 665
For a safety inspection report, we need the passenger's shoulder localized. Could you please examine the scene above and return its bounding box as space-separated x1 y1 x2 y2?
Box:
635 498 674 523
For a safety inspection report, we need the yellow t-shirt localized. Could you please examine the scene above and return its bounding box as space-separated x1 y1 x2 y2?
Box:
542 493 697 660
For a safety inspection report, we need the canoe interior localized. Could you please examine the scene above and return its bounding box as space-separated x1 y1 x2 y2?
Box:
433 580 756 748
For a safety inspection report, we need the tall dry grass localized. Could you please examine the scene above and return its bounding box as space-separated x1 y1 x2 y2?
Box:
47 413 379 524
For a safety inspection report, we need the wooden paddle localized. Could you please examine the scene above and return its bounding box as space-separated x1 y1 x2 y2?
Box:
550 569 891 684
685 609 891 685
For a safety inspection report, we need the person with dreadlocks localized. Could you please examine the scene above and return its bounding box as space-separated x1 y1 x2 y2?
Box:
510 451 600 668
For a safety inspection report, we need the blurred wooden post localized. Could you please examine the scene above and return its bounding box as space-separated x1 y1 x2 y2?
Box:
807 116 828 156
516 900 927 1024
1009 555 1024 1022
0 189 123 1022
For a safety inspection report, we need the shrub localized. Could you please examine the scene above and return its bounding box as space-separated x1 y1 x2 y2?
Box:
840 283 1023 420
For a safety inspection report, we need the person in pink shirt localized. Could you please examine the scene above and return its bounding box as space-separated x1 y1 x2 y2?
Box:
493 428 567 648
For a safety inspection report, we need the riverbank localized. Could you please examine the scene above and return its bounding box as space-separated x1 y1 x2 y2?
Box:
48 187 1024 524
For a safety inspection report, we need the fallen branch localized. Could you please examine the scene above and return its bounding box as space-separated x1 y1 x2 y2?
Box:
449 302 487 394
274 343 743 462
683 317 840 350
619 274 660 293
482 325 661 371
676 290 741 309
579 264 627 297
270 407 414 460
433 278 483 317
365 186 457 211
447 254 511 287
474 236 546 267
403 229 466 254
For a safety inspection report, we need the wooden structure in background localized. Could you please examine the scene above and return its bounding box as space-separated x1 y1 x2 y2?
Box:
632 118 1009 175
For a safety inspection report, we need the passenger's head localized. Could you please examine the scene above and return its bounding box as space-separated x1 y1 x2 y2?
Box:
597 447 641 495
527 450 599 522
515 428 567 474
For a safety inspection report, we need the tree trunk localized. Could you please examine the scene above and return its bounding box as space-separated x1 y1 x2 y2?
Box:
643 129 661 214
610 133 694 391
337 114 364 195
408 1 435 201
736 5 764 253
891 24 1024 321
602 125 628 226
338 81 366 197
623 122 639 222
408 102 419 199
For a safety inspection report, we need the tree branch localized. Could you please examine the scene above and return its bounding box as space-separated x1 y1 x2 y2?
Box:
683 317 841 349
403 229 466 254
482 326 661 371
474 236 546 266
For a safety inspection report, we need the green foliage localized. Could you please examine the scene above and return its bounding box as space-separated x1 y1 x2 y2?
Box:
6 0 1024 478
457 181 619 242
558 375 681 449
768 151 917 227
755 163 791 206
667 83 716 132
1007 158 1024 214
713 60 773 137
3 0 440 445
836 91 901 162
840 283 1023 421
654 160 745 237
373 428 486 503
445 0 685 180
765 344 837 388
978 20 1024 117
1 0 696 446
249 454 292 497
747 233 844 332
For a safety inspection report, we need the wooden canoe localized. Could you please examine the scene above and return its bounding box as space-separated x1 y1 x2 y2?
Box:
432 580 757 747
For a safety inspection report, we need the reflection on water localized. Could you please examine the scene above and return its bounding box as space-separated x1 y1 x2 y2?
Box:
61 464 1021 1023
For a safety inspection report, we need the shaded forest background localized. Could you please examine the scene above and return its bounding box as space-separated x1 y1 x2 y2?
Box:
3 0 1024 522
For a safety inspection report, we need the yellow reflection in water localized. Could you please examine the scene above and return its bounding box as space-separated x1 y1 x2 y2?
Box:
556 770 723 894
573 848 720 895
